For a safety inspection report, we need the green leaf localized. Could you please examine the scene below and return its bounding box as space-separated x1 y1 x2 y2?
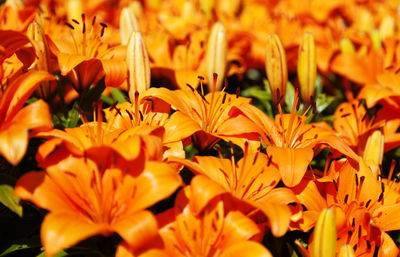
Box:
1 244 29 256
315 94 335 114
26 97 39 105
285 81 295 112
0 185 22 217
36 250 68 257
100 94 114 105
111 88 127 103
314 74 323 96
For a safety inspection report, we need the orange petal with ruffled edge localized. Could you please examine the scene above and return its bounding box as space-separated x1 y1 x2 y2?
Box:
41 211 109 257
0 125 28 165
127 162 182 212
112 210 159 252
189 175 227 215
220 241 272 257
0 70 54 122
267 146 313 187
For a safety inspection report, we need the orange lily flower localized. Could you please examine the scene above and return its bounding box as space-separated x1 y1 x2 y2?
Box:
292 160 400 256
333 99 400 159
144 80 251 151
168 147 299 237
14 154 182 256
333 100 383 155
0 30 53 165
154 187 273 257
103 94 193 159
218 90 358 187
50 14 127 92
0 0 36 31
358 69 400 120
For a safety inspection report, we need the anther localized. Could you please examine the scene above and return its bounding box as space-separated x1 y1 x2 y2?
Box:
65 22 75 29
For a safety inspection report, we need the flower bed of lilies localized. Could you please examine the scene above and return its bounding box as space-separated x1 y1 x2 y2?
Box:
1 0 400 256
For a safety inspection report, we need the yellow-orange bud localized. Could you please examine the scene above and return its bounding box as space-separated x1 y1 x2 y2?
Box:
126 32 150 100
380 15 395 40
67 0 83 21
200 0 214 20
363 129 384 177
338 245 356 257
265 34 287 105
311 208 336 257
298 33 316 105
206 22 227 91
27 21 51 99
120 7 140 45
340 38 356 54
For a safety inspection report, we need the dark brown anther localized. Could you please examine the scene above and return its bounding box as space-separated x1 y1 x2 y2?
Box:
366 240 371 250
361 112 368 122
378 192 384 202
365 199 371 208
381 183 385 193
358 226 361 239
92 16 96 25
213 72 218 82
267 155 273 166
236 87 240 98
65 22 75 30
72 19 79 24
352 218 355 227
341 113 351 118
353 244 357 251
186 83 195 91
139 110 144 121
197 75 205 80
344 194 349 204
360 176 365 184
333 180 338 191
252 152 259 165
109 101 118 111
355 173 359 187
221 93 227 104
99 22 107 28
125 110 133 120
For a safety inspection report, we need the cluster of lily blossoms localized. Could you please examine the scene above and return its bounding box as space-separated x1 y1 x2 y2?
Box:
1 0 400 256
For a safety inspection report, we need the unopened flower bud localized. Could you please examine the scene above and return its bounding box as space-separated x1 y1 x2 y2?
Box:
126 32 150 100
363 129 384 177
200 0 214 20
130 1 143 17
67 0 83 21
358 9 374 33
338 245 356 257
311 208 336 257
182 1 196 20
380 15 395 40
206 22 227 91
120 7 140 45
265 34 287 105
298 33 316 105
27 21 51 99
340 38 356 54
